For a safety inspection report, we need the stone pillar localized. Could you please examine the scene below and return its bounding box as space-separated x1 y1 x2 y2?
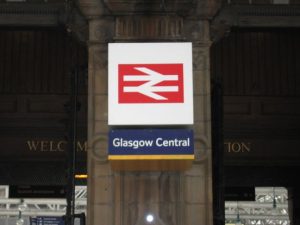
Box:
86 17 115 225
81 5 214 225
182 19 213 225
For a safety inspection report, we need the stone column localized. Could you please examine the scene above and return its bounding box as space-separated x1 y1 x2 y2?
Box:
86 17 115 225
80 3 214 224
182 19 213 225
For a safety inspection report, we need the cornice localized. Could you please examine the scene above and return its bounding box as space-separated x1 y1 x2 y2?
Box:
0 2 88 42
78 0 221 19
235 5 300 17
211 5 300 41
0 3 64 15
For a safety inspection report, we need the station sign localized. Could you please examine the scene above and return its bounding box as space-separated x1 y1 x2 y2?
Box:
9 185 66 198
108 129 194 170
225 187 255 201
108 42 193 125
31 216 64 225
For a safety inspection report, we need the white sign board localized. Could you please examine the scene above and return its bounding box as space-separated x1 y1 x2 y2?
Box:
108 42 193 125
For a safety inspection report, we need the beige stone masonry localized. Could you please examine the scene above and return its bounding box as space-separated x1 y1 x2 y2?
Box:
79 1 216 222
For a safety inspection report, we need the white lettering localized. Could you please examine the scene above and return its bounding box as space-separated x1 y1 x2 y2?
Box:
112 137 191 149
112 138 153 149
156 138 190 147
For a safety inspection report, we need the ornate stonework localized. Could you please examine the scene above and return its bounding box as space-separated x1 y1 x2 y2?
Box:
115 16 183 40
78 0 218 223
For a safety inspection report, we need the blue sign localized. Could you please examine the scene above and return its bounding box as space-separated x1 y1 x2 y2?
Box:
33 216 64 225
108 129 194 160
30 218 37 225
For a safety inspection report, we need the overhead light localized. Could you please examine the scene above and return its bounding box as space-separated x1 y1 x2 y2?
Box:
75 174 88 179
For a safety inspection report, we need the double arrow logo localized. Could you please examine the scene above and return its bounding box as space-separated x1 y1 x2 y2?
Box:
123 67 178 100
119 64 184 103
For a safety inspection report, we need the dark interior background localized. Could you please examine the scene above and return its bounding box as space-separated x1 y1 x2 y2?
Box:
211 27 300 187
0 27 300 189
0 27 87 185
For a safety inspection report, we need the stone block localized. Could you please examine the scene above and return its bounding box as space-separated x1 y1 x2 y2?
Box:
89 19 115 43
194 95 210 122
184 176 206 203
93 121 109 135
92 162 113 177
91 176 113 204
94 95 108 121
90 204 114 225
183 20 210 44
94 71 108 95
184 164 206 177
185 204 207 225
193 51 208 71
193 70 210 95
195 120 211 139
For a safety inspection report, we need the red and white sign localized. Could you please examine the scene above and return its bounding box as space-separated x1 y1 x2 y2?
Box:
108 43 193 125
119 64 184 103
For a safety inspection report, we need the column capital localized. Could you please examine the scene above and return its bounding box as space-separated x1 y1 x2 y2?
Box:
88 18 115 44
183 19 212 46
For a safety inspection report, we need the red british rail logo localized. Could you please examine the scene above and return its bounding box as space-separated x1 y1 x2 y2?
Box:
118 64 184 103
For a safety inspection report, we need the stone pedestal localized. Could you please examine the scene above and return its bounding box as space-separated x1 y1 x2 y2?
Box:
79 1 216 223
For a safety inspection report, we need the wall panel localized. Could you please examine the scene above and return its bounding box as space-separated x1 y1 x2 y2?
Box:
0 28 87 94
211 28 300 97
0 28 87 185
211 28 300 168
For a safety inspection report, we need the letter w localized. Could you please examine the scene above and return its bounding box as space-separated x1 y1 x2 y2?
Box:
27 141 40 151
145 140 153 147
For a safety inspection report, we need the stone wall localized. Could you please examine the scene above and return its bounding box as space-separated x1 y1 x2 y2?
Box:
79 1 216 223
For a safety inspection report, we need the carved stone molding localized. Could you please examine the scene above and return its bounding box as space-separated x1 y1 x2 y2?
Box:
183 20 211 44
0 3 63 26
193 135 211 161
192 0 222 19
0 3 88 42
77 0 108 18
211 5 300 35
89 135 108 163
0 3 64 15
89 18 115 43
115 15 183 40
